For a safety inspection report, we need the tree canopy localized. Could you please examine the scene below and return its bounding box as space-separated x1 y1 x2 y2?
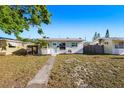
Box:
105 29 110 38
0 5 51 39
97 33 100 38
93 32 101 41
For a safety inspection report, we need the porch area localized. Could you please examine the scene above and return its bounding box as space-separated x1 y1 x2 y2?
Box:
27 45 39 55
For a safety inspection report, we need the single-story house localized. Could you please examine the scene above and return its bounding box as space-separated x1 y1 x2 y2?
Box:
41 38 84 55
0 37 43 55
0 37 33 55
0 37 84 55
92 37 124 55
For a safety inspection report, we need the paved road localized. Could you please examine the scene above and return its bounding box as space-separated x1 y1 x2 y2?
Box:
27 56 55 88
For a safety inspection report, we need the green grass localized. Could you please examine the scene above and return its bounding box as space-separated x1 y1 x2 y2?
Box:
0 55 49 88
48 54 124 88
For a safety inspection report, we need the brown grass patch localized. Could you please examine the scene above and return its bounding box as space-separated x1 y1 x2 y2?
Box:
0 55 49 88
48 54 124 88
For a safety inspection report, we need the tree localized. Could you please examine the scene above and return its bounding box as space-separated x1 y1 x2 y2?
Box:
105 29 110 38
97 33 100 38
0 40 7 51
34 39 48 48
0 5 51 39
93 32 97 41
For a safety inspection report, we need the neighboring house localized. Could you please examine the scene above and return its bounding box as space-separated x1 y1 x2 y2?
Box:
92 37 124 55
41 38 84 55
0 37 84 55
0 37 41 55
0 37 28 55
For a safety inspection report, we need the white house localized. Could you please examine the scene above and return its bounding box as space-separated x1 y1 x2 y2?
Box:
0 37 84 55
92 37 124 55
41 38 84 55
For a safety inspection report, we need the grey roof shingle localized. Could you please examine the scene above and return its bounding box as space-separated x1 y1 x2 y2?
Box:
0 37 15 40
44 38 83 42
97 37 124 41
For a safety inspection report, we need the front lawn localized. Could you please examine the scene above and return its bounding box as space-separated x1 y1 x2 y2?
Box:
48 54 124 88
0 55 49 88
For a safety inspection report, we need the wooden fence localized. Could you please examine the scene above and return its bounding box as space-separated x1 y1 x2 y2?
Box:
83 45 104 54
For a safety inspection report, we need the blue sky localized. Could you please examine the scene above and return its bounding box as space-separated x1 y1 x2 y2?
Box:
0 5 124 41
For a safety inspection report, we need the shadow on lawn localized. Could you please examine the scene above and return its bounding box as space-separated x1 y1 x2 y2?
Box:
111 55 124 59
12 49 49 56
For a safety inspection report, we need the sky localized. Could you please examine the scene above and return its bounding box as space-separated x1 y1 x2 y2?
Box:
0 5 124 41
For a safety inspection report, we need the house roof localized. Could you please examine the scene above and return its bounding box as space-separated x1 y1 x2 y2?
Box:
0 37 84 43
95 37 124 41
0 37 26 43
43 38 83 42
109 37 124 41
0 37 15 40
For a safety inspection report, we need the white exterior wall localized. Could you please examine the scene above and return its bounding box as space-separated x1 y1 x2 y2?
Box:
112 40 124 55
41 48 52 54
41 41 83 55
102 39 113 54
62 42 83 54
112 49 124 55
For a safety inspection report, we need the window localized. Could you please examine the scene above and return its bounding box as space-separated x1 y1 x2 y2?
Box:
72 42 77 47
104 42 109 45
59 43 66 50
115 42 124 49
8 43 16 48
53 43 56 46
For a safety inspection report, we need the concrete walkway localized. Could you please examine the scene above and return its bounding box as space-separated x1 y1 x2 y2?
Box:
27 56 55 88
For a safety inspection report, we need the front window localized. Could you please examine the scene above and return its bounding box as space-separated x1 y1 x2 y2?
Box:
53 43 56 46
72 42 78 47
104 42 109 45
115 42 124 49
59 43 66 50
8 43 16 48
